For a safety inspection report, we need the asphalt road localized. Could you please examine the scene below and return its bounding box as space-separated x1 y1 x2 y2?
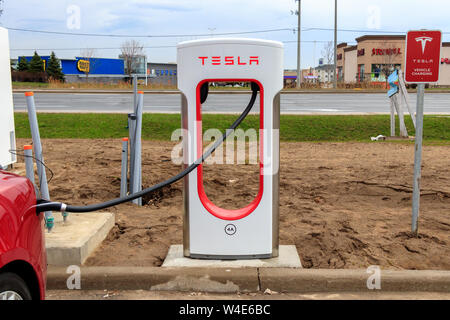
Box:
12 92 450 114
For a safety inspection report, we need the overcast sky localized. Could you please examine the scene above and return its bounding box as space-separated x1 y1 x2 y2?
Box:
1 0 449 69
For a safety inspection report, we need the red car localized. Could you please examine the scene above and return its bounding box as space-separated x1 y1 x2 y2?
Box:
0 170 46 300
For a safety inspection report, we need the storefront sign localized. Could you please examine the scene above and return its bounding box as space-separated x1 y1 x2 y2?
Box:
357 49 365 57
77 59 90 73
337 53 343 60
404 30 442 83
441 58 450 64
372 48 401 56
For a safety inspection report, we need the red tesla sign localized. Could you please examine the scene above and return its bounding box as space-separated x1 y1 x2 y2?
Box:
404 30 442 83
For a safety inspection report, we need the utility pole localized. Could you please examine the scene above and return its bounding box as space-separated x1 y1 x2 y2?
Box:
313 40 316 65
296 0 302 88
0 0 4 21
333 0 338 88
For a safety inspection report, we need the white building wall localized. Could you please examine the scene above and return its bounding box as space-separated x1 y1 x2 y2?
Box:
344 49 358 83
438 46 450 86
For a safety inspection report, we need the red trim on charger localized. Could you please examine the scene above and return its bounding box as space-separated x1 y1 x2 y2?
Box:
196 79 264 221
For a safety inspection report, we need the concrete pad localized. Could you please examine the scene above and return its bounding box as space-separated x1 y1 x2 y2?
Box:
45 212 115 266
161 245 302 268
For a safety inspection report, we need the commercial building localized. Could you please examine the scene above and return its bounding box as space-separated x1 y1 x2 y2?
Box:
119 54 147 76
337 35 450 86
315 64 335 84
16 55 180 85
283 68 318 87
147 62 177 86
18 56 125 83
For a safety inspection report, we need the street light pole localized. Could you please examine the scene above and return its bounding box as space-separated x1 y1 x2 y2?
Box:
208 28 216 37
333 0 338 89
296 0 302 88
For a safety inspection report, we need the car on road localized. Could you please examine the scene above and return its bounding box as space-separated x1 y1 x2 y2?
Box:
0 170 46 300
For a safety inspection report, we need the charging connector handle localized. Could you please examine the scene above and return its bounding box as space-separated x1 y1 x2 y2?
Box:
35 86 259 213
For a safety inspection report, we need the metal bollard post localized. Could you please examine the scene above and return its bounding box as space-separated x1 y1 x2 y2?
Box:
24 145 38 195
120 137 129 197
25 92 54 231
128 113 136 194
132 92 143 205
133 74 138 113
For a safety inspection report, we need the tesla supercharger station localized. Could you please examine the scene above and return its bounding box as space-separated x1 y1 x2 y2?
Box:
177 38 283 259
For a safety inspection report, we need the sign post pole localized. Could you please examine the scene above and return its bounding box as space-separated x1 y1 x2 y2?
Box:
404 30 441 235
390 98 395 136
411 83 425 234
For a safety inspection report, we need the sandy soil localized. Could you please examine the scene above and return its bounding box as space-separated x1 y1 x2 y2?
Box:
16 138 450 270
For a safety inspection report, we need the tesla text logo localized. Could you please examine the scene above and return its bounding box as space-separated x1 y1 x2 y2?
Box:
416 37 433 54
198 56 259 66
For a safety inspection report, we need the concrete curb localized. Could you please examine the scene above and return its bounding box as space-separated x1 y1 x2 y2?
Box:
259 268 450 293
48 266 450 293
48 267 259 293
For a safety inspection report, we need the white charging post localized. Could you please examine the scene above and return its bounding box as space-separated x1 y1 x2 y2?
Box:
177 38 283 259
0 27 16 169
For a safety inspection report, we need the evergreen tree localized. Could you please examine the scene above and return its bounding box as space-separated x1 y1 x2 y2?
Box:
29 51 44 73
17 56 29 71
46 51 65 81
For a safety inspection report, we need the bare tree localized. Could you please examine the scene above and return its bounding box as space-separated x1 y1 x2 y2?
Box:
380 44 400 80
0 1 4 19
120 40 144 78
79 48 97 79
322 41 334 65
321 41 334 83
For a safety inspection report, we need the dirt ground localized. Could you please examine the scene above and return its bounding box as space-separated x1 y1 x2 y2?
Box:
16 138 450 270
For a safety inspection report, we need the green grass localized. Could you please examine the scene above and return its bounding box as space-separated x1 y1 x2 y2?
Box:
12 81 50 88
14 113 450 144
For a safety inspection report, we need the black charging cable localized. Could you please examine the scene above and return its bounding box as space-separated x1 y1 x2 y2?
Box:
34 83 260 213
9 149 55 185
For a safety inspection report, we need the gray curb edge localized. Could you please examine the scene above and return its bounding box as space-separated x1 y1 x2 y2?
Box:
48 266 450 294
